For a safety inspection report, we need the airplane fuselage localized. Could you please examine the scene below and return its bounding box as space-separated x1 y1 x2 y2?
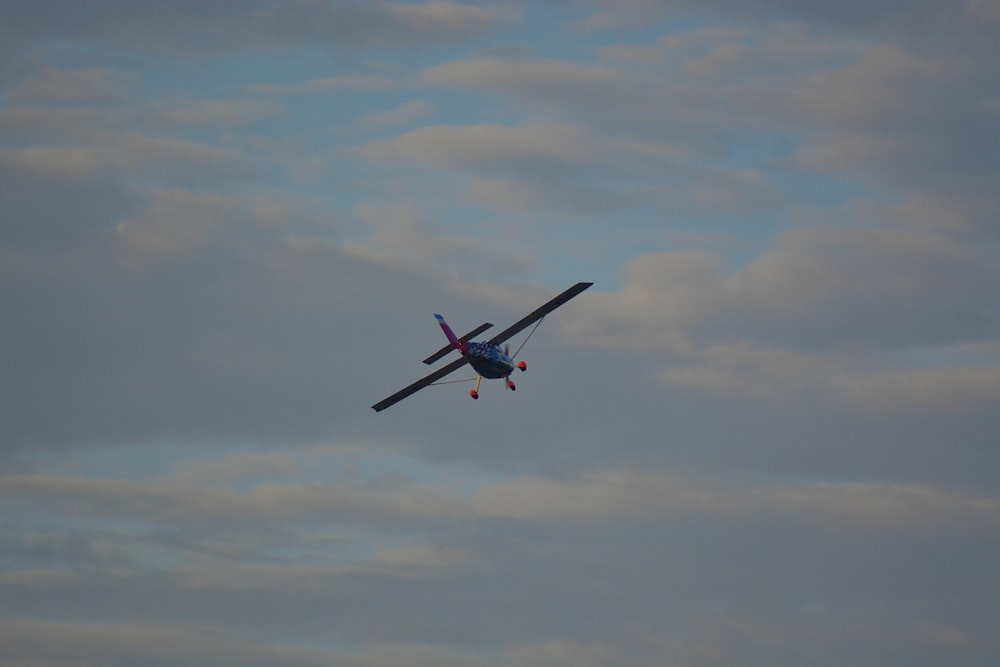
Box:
464 342 515 378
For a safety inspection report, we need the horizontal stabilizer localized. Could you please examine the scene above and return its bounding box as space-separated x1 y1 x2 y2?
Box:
422 322 493 365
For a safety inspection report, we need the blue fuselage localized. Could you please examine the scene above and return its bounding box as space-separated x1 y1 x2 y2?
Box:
465 342 515 378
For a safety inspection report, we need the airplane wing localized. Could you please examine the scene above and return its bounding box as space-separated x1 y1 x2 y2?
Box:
488 282 593 346
371 356 470 412
372 282 593 412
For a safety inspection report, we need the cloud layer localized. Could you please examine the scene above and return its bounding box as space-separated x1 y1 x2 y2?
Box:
2 2 998 666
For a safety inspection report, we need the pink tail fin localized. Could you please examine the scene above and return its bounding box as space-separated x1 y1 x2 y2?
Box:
434 314 467 352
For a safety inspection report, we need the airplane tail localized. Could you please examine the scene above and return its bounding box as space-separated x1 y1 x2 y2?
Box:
435 314 468 353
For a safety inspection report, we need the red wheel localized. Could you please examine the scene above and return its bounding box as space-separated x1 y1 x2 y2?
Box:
517 360 527 371
469 389 479 400
506 380 516 391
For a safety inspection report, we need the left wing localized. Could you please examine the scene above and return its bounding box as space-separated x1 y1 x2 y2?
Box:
371 356 470 412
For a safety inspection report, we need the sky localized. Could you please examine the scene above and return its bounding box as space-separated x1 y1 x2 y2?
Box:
1 1 999 665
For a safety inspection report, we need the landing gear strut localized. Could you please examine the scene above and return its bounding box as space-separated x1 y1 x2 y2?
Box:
469 375 482 400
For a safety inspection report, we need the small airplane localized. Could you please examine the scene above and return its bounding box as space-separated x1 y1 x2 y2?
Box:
372 282 593 411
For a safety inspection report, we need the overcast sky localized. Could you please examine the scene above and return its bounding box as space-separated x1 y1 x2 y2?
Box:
2 1 999 666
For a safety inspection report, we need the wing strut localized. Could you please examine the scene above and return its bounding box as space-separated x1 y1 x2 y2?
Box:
371 356 470 412
509 316 545 361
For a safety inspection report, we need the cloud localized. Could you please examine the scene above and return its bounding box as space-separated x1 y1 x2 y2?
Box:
465 176 630 214
358 122 691 215
0 472 463 537
3 4 999 665
656 342 843 400
831 365 1000 413
347 200 537 276
151 98 283 127
421 20 999 233
420 57 666 132
577 224 999 352
9 65 135 103
0 97 279 148
4 460 997 665
0 133 256 249
245 74 398 96
599 23 858 76
3 136 253 188
359 100 436 130
360 123 603 172
473 468 1000 531
114 189 290 259
422 56 620 91
0 1 515 55
0 619 373 667
7 463 996 538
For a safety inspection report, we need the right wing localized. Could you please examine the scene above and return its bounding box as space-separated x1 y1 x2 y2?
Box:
487 282 593 346
371 356 470 412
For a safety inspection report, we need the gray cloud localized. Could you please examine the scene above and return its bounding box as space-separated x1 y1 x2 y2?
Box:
9 65 135 103
575 224 999 351
0 619 379 667
421 15 999 232
360 123 609 173
3 480 997 666
2 2 998 666
9 464 996 533
0 1 514 55
4 454 998 665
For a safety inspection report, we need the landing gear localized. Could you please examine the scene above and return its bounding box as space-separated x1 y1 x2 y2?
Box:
517 360 527 371
469 375 482 400
506 378 516 391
